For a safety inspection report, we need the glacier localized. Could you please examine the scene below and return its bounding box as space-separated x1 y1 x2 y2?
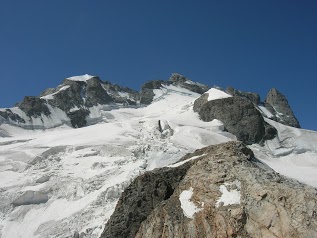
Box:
0 81 316 238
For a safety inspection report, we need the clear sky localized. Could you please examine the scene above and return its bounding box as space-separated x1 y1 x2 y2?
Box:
0 0 316 130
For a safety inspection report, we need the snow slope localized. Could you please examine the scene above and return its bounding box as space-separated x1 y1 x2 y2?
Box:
250 119 317 187
0 85 235 238
1 84 317 238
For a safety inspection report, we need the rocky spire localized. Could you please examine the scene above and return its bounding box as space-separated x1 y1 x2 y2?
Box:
265 88 300 128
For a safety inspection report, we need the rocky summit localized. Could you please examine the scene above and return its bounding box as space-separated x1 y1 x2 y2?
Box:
0 73 316 238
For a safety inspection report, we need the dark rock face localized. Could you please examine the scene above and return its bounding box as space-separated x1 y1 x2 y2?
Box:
140 74 209 105
169 73 210 94
17 96 50 117
68 109 90 128
102 81 139 105
85 77 113 107
47 80 85 112
227 86 260 105
102 141 317 238
193 93 209 113
265 88 300 128
198 97 276 144
140 80 165 105
100 163 191 238
0 109 25 123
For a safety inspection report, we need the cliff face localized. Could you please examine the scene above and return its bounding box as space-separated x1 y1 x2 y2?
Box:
265 88 300 128
101 141 317 238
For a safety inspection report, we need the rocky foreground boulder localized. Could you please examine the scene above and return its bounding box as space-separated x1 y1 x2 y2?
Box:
101 141 317 238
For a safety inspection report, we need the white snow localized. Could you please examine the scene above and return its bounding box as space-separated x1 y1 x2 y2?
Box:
179 187 203 219
169 154 207 168
41 85 70 100
216 180 241 207
206 88 232 101
258 105 274 118
1 80 317 238
67 74 94 82
0 85 235 238
250 119 317 187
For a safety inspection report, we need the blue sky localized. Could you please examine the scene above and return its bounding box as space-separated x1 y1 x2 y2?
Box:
0 0 316 130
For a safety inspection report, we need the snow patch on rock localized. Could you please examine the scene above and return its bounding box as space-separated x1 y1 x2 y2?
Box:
40 85 70 100
216 180 241 207
206 88 232 101
179 187 203 219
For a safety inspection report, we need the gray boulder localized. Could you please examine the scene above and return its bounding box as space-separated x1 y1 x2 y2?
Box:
12 191 49 206
198 96 276 144
265 88 300 128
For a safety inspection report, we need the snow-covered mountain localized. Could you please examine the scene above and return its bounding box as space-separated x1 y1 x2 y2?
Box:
0 74 316 238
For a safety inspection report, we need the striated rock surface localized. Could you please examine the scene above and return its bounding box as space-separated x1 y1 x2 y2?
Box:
101 141 317 238
265 88 300 128
197 97 276 144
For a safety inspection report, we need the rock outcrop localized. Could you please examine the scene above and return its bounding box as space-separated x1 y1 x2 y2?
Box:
140 80 165 105
265 88 300 128
169 73 210 94
226 87 260 105
17 96 51 117
140 74 209 105
196 96 276 144
101 141 317 238
100 163 191 238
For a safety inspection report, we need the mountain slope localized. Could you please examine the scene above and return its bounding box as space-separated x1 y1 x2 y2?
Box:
0 74 316 238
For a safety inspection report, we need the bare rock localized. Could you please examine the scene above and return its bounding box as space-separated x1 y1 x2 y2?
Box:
140 80 165 105
265 88 300 128
100 163 191 238
101 141 317 238
193 93 209 113
226 86 260 105
17 96 50 117
198 96 276 144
